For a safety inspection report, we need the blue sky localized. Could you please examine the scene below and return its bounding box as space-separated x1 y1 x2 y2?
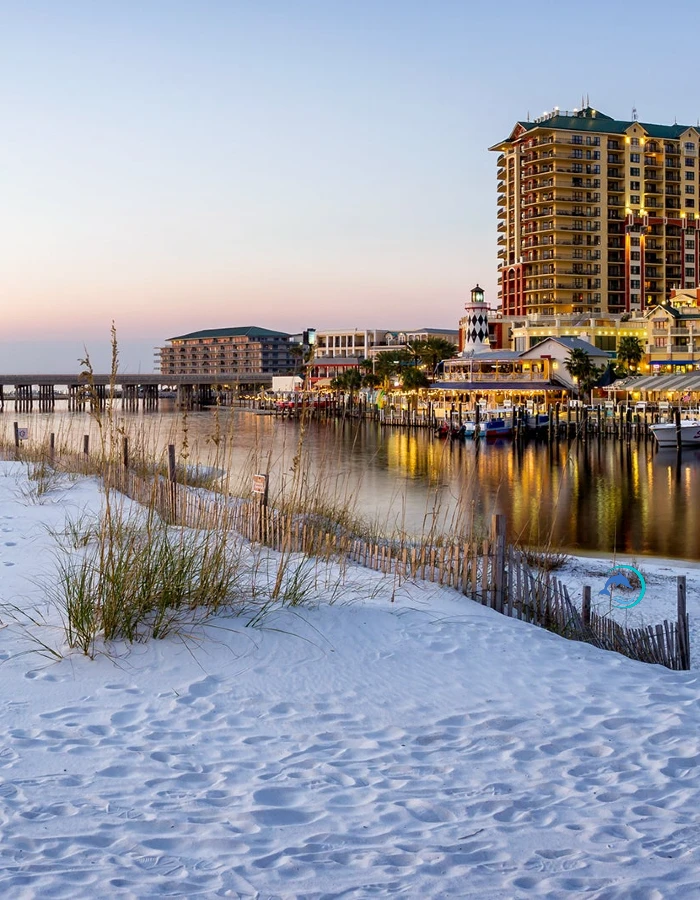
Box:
3 0 700 370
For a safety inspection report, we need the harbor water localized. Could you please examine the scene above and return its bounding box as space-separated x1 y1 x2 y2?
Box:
4 402 699 560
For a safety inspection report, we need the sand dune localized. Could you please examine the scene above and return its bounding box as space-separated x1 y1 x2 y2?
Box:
1 462 699 898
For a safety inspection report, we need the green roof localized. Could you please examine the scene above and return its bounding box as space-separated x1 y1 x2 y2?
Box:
168 326 291 341
645 305 700 320
491 106 699 150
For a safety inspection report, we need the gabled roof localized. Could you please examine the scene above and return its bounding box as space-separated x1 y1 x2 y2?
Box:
491 106 699 150
168 326 291 341
405 328 460 336
521 336 611 357
645 303 700 321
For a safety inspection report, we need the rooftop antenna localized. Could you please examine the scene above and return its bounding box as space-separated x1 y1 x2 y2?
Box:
632 106 638 121
586 93 590 107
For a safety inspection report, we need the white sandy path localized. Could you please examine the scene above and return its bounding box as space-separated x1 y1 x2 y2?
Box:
0 463 700 898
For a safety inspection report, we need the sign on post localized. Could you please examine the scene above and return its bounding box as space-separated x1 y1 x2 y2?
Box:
17 428 29 441
252 474 268 503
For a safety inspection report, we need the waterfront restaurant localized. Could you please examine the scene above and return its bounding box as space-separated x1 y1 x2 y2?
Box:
605 373 700 409
431 349 569 409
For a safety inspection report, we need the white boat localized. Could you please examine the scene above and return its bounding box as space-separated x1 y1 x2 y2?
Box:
650 420 700 448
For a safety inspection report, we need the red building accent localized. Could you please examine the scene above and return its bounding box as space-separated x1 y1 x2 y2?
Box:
501 263 526 316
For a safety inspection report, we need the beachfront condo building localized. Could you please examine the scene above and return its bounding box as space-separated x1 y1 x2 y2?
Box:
157 326 295 377
492 106 700 318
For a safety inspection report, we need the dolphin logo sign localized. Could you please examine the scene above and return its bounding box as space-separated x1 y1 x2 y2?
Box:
599 565 646 610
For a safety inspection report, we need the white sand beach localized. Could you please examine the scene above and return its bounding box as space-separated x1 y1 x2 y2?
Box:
1 461 700 898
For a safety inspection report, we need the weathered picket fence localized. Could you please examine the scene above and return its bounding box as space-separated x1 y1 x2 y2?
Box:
2 430 690 672
108 466 690 671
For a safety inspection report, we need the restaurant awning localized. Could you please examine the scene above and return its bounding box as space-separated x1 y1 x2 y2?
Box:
432 382 565 391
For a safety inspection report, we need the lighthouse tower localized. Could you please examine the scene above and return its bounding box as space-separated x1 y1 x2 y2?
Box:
461 284 490 354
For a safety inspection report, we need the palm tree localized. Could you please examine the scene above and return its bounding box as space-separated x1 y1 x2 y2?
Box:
407 338 458 376
616 336 644 373
372 352 413 389
330 368 364 411
400 367 430 390
289 342 314 374
564 348 603 402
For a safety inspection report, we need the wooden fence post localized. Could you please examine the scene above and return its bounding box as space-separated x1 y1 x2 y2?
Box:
252 473 268 543
123 436 129 470
677 575 689 670
83 434 89 470
491 514 507 613
49 432 55 465
582 585 591 627
13 421 19 449
168 443 177 521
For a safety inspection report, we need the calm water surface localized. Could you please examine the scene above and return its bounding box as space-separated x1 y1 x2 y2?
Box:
5 403 699 560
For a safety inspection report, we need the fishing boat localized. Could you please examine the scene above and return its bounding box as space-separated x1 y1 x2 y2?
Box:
435 420 450 438
484 417 513 438
449 420 479 440
650 420 700 448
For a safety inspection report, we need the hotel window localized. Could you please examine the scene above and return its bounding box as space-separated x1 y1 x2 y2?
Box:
685 142 696 152
654 337 666 347
631 195 640 204
686 237 695 246
631 137 640 146
686 199 696 208
572 149 583 158
630 181 640 190
631 153 641 163
687 254 695 262
572 135 583 144
686 171 696 180
687 185 696 194
631 251 641 260
631 236 641 246
631 280 641 289
630 167 640 177
631 266 641 274
686 158 695 166
686 267 695 277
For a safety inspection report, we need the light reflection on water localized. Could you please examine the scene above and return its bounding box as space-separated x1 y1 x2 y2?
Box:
4 403 700 559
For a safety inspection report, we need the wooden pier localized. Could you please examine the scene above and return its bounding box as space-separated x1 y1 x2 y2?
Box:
0 373 271 413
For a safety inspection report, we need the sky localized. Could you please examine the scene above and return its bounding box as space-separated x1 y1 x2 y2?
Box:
4 0 700 372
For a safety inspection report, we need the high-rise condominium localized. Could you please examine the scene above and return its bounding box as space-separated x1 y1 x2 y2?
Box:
491 106 700 317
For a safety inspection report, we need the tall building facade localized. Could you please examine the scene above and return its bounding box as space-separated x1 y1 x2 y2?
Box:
158 326 294 377
492 106 700 317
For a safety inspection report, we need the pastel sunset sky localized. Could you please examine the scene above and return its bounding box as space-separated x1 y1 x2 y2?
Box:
3 0 699 371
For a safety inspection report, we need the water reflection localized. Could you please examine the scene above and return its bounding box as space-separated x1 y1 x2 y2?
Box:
4 406 700 559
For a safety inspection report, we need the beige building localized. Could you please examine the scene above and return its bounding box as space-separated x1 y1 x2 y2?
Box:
492 106 700 318
310 327 458 380
313 327 458 360
509 314 647 355
158 326 294 377
646 301 700 372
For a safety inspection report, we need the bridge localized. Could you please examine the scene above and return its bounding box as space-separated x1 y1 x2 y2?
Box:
0 373 273 411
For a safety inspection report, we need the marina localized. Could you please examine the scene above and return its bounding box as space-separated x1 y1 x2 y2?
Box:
6 406 700 560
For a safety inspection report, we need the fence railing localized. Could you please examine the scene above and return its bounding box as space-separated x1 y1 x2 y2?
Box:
4 433 691 672
113 468 691 672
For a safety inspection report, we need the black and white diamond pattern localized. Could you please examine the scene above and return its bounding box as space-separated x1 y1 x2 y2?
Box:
465 311 489 345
